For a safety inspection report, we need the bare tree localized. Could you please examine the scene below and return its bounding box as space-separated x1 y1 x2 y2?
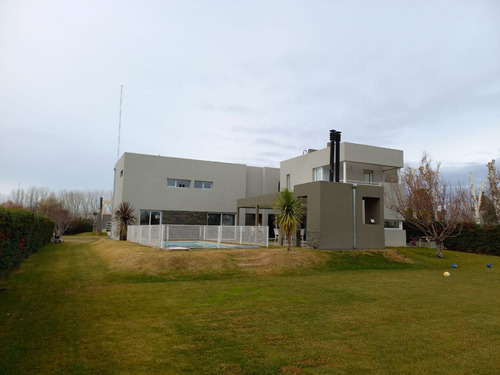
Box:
57 189 112 218
25 186 51 213
469 172 484 224
6 186 113 234
8 185 25 206
7 186 50 213
486 160 500 223
387 153 467 258
0 200 24 209
39 195 73 235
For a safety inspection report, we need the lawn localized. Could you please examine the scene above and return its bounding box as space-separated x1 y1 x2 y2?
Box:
0 238 499 374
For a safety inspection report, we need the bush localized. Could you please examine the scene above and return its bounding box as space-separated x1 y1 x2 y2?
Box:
444 223 500 256
0 207 55 277
65 217 94 235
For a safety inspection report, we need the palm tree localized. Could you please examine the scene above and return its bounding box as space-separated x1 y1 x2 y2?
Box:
113 202 137 240
273 188 304 251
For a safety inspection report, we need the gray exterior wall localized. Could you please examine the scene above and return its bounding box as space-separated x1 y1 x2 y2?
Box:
280 142 406 247
113 153 279 226
280 142 403 187
295 182 385 250
246 167 280 197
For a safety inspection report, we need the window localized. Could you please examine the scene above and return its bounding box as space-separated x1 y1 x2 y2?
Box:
194 180 213 189
207 213 221 225
167 178 190 188
286 174 291 189
222 214 235 226
384 220 402 229
362 197 380 224
363 170 374 184
313 166 329 181
120 169 123 177
207 213 235 226
140 210 162 225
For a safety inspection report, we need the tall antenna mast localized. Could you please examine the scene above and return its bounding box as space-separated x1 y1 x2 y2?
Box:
117 85 123 160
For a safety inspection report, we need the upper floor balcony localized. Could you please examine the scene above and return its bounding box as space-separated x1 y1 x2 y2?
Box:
280 142 403 191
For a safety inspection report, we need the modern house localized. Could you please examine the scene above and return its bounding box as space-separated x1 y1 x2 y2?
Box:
113 135 406 249
112 152 280 230
237 137 406 249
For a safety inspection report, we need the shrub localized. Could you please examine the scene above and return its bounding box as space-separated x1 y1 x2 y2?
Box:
0 207 55 277
65 217 94 235
444 223 500 256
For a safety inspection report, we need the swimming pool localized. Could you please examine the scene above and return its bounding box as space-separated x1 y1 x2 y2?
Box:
162 241 258 249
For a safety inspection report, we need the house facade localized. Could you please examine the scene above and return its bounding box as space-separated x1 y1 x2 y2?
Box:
113 139 406 248
112 152 280 231
275 141 406 248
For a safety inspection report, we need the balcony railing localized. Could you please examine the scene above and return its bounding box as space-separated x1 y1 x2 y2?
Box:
342 179 384 186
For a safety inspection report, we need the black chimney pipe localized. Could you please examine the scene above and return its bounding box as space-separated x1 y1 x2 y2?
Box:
335 131 341 182
329 130 342 182
329 130 336 182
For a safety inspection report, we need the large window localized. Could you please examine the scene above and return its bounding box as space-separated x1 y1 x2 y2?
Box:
194 180 213 189
167 178 190 188
207 213 235 226
140 210 162 225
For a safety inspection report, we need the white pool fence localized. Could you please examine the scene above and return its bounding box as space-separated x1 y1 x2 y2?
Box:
127 224 269 248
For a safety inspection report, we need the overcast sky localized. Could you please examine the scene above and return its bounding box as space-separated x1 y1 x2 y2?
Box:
1 0 499 201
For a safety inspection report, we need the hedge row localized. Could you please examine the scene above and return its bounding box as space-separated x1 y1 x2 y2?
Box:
444 224 500 256
65 217 94 235
0 207 55 277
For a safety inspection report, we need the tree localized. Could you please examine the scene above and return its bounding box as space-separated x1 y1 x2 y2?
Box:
39 195 73 235
486 160 500 223
469 172 484 224
0 200 24 210
272 188 304 251
480 194 498 224
387 153 467 258
113 202 136 240
7 186 112 220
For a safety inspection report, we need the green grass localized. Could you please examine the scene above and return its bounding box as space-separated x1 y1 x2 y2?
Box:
0 239 499 374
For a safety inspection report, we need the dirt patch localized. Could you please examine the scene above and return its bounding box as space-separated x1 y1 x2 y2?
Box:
381 250 414 264
89 239 332 277
89 239 414 278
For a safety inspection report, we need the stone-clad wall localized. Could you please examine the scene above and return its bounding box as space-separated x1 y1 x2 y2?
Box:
163 211 207 225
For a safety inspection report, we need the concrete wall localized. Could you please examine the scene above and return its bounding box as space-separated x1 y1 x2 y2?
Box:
114 153 280 224
280 142 403 189
385 229 407 247
294 182 385 250
246 166 280 198
341 142 404 168
280 148 331 188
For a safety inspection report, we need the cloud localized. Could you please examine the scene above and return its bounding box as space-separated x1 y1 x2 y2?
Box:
0 0 499 196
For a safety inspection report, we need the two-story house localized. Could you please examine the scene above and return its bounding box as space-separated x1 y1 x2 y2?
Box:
113 137 406 249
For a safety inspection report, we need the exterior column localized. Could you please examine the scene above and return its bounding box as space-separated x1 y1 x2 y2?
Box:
255 205 260 225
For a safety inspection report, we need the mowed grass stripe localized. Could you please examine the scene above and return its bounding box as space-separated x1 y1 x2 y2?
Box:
0 238 499 374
